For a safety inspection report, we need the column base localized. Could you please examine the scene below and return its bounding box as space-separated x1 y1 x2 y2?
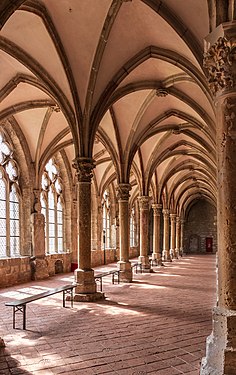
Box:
162 250 172 262
118 261 132 282
0 338 5 347
138 255 152 272
200 306 236 375
73 292 105 302
151 253 163 266
74 268 101 301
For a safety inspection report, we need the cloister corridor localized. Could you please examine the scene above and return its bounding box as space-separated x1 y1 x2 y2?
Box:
0 254 216 375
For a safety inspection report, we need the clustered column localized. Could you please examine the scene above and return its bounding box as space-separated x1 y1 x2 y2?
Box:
201 24 236 374
138 196 151 271
152 204 162 265
73 157 103 301
116 183 132 282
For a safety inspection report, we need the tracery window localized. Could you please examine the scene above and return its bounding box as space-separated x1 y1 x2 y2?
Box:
102 190 110 249
40 158 64 254
130 206 136 247
0 132 20 258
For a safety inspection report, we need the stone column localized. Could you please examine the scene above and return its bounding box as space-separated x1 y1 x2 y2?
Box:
175 216 180 258
138 196 151 271
30 189 49 280
73 157 104 301
201 23 236 375
116 184 132 282
179 219 185 256
152 204 162 265
162 209 171 261
170 214 177 259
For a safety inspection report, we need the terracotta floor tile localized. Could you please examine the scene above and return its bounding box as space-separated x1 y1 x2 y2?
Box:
0 254 216 375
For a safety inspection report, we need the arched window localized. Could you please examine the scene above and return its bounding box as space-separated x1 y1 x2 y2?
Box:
0 132 20 258
130 206 136 247
102 190 110 249
41 158 64 254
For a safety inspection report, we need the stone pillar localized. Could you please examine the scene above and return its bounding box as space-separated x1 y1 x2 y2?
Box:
138 196 151 271
162 209 171 261
116 184 132 282
152 204 163 265
30 189 49 280
170 214 177 259
175 216 180 258
73 157 104 301
201 23 236 375
179 219 185 256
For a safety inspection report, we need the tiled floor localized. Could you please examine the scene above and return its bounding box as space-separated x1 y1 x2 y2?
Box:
0 254 216 374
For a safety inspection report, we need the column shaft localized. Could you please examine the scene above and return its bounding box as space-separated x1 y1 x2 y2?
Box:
152 204 162 265
117 184 132 282
138 196 151 270
170 214 177 259
162 209 171 261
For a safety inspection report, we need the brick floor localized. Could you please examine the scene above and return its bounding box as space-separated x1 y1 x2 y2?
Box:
0 254 216 374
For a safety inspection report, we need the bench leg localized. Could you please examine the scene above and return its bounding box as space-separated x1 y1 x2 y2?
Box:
23 305 26 330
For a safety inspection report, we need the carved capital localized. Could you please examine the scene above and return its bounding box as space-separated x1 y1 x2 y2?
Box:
116 183 131 201
152 203 162 216
139 196 150 210
73 157 95 182
203 36 236 95
162 209 169 217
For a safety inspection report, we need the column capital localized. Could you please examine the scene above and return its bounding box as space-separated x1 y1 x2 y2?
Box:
138 196 150 210
162 209 169 217
152 203 162 215
116 183 131 201
72 157 95 182
204 23 236 96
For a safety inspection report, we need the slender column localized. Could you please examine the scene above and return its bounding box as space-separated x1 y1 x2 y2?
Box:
73 157 103 301
201 23 236 374
170 214 177 259
162 209 171 261
175 216 180 258
116 184 132 282
138 196 151 271
152 204 162 265
30 189 49 280
179 219 185 256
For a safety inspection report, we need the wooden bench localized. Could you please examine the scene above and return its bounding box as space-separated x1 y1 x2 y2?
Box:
5 284 75 330
94 270 120 291
131 262 143 274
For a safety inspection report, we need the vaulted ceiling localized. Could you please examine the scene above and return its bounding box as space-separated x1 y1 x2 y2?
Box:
0 0 217 214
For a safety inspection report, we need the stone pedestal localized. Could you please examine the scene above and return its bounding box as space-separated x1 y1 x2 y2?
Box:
138 196 151 271
118 260 132 282
162 209 171 261
30 212 49 280
74 269 104 301
116 184 132 282
201 307 236 374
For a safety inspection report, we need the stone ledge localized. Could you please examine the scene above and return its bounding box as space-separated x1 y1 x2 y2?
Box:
73 292 105 302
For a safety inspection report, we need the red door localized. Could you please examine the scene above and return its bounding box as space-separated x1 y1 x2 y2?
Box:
206 237 213 252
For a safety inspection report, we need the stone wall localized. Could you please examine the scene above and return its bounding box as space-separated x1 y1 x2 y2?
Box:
0 257 31 288
184 199 217 253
